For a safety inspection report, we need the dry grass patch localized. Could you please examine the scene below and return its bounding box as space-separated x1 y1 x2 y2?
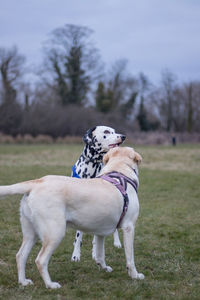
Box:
136 145 200 173
0 144 81 169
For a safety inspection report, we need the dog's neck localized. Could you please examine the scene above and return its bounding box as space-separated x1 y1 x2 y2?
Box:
75 144 107 178
82 144 106 163
100 162 139 186
131 165 139 177
124 163 139 181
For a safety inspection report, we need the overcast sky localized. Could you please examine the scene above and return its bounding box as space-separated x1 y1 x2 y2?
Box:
0 0 200 84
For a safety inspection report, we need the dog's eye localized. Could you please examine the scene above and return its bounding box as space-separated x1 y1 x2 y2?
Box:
104 130 110 134
103 136 106 139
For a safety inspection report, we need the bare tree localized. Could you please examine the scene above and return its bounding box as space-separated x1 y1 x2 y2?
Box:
191 82 200 131
150 70 177 131
177 81 200 132
0 46 25 134
161 69 177 131
95 59 138 118
108 59 128 107
0 46 25 104
42 24 102 106
136 73 152 131
185 82 194 133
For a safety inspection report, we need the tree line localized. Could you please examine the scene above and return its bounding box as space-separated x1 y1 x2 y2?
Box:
0 24 199 137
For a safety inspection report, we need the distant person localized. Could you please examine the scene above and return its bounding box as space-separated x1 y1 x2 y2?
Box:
172 136 176 146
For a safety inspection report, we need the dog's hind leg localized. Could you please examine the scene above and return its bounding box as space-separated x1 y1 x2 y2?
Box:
122 225 144 280
16 213 37 286
35 220 66 289
71 231 83 262
113 229 122 248
95 235 112 273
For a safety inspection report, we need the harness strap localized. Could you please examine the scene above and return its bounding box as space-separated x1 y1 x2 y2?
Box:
98 171 138 228
104 171 138 194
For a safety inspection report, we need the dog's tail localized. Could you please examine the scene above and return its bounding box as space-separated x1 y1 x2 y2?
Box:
0 178 43 198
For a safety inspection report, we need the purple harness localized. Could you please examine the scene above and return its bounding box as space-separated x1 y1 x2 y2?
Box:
98 171 138 228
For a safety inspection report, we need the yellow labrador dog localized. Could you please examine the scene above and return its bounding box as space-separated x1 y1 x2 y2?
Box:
0 147 144 289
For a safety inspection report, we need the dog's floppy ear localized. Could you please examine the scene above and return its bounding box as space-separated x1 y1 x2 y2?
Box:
83 127 96 145
103 152 109 165
134 152 142 164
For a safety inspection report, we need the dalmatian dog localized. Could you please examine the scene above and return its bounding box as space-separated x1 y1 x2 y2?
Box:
71 126 126 262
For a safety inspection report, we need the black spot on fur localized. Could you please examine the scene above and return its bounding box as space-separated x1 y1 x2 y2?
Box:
91 169 97 178
83 127 96 145
77 232 80 238
90 147 95 156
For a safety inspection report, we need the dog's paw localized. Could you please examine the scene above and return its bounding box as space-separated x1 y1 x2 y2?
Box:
19 279 34 286
105 266 113 272
71 255 80 262
114 241 122 248
129 270 145 280
96 262 113 272
136 273 145 280
46 281 61 289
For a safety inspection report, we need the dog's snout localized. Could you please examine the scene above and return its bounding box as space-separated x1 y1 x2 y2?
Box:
121 135 126 141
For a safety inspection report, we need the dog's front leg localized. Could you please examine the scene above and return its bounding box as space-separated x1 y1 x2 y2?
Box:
93 229 122 260
122 225 144 280
92 235 97 260
113 229 122 248
71 231 83 262
95 235 112 272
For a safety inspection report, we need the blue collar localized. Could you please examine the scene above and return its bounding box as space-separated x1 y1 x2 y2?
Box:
72 164 81 179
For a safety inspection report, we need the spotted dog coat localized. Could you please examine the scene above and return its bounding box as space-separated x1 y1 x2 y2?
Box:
71 125 126 262
74 141 105 179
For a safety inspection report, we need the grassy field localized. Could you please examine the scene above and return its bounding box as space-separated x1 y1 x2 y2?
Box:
0 143 200 300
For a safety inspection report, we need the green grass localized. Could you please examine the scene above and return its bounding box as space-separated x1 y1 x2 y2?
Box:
0 143 200 300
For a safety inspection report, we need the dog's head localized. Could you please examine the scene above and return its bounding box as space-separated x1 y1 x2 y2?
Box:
103 147 142 168
83 126 126 153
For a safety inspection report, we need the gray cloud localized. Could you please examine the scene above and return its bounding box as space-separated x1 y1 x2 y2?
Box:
0 0 200 83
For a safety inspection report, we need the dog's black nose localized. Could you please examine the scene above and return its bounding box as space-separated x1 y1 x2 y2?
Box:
121 135 126 141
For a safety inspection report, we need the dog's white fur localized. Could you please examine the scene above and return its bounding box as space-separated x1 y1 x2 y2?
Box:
0 147 144 289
